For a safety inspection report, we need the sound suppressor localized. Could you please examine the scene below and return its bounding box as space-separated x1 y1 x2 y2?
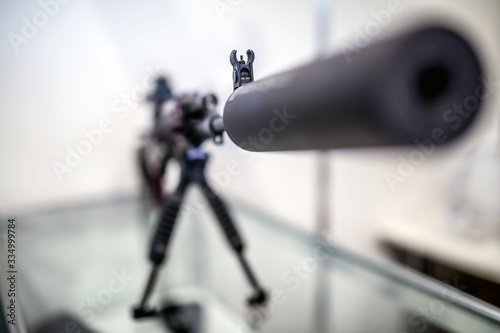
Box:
223 26 483 151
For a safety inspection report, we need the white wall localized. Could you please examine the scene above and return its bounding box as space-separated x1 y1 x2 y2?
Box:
0 0 318 226
326 0 500 256
1 0 499 256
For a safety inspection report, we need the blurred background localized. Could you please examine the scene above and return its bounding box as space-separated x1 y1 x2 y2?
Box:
0 0 499 332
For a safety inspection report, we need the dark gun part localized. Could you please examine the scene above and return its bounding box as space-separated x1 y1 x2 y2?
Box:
223 26 483 151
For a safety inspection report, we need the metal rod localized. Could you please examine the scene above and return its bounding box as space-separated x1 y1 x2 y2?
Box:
223 25 483 151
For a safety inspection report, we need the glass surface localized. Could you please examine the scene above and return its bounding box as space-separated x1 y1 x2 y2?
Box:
2 193 500 333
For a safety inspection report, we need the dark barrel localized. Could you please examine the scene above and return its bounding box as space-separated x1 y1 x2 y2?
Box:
223 26 483 151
